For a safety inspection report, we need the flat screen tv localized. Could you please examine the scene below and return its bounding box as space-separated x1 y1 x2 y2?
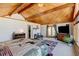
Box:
58 25 69 34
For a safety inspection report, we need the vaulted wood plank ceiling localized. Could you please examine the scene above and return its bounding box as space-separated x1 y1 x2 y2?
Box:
21 3 66 18
29 6 74 24
0 3 78 24
0 3 22 16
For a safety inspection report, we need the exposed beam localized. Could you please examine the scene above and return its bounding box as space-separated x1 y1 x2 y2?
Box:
8 3 23 15
13 3 34 14
27 3 75 19
73 3 79 19
71 3 75 20
74 11 79 20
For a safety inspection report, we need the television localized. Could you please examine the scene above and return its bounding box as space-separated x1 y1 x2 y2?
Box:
58 25 69 34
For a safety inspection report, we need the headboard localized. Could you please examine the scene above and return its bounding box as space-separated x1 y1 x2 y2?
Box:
12 32 25 40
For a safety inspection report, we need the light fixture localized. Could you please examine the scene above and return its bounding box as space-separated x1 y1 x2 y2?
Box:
38 3 44 7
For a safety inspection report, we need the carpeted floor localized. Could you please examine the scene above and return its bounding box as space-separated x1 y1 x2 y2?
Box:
43 38 75 56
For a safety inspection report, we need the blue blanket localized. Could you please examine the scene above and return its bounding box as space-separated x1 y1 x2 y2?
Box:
36 40 58 56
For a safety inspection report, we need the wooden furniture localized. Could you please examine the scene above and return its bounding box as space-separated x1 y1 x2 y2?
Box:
12 32 25 40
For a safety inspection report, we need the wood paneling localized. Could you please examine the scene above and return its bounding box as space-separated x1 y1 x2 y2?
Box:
28 3 74 19
13 3 33 14
0 3 21 16
24 4 74 24
9 4 22 15
21 3 66 18
0 3 76 24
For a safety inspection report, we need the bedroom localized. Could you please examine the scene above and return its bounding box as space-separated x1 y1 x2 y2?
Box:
0 3 78 56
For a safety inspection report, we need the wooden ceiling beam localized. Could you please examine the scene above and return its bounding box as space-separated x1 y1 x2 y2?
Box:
71 3 75 20
8 3 23 15
73 3 79 19
27 3 75 19
13 3 34 14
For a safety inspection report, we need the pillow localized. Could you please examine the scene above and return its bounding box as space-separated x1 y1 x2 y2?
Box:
64 35 71 43
40 44 49 56
57 33 72 43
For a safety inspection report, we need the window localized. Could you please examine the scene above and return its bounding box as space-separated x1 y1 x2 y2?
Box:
47 25 56 37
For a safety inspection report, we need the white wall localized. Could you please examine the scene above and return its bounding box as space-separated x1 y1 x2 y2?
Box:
0 17 28 42
56 23 71 33
10 13 25 21
27 22 41 39
73 23 78 42
0 13 42 42
73 15 79 43
11 13 41 39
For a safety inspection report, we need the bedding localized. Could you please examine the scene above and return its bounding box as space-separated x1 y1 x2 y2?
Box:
36 40 58 56
23 40 58 56
0 46 13 56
